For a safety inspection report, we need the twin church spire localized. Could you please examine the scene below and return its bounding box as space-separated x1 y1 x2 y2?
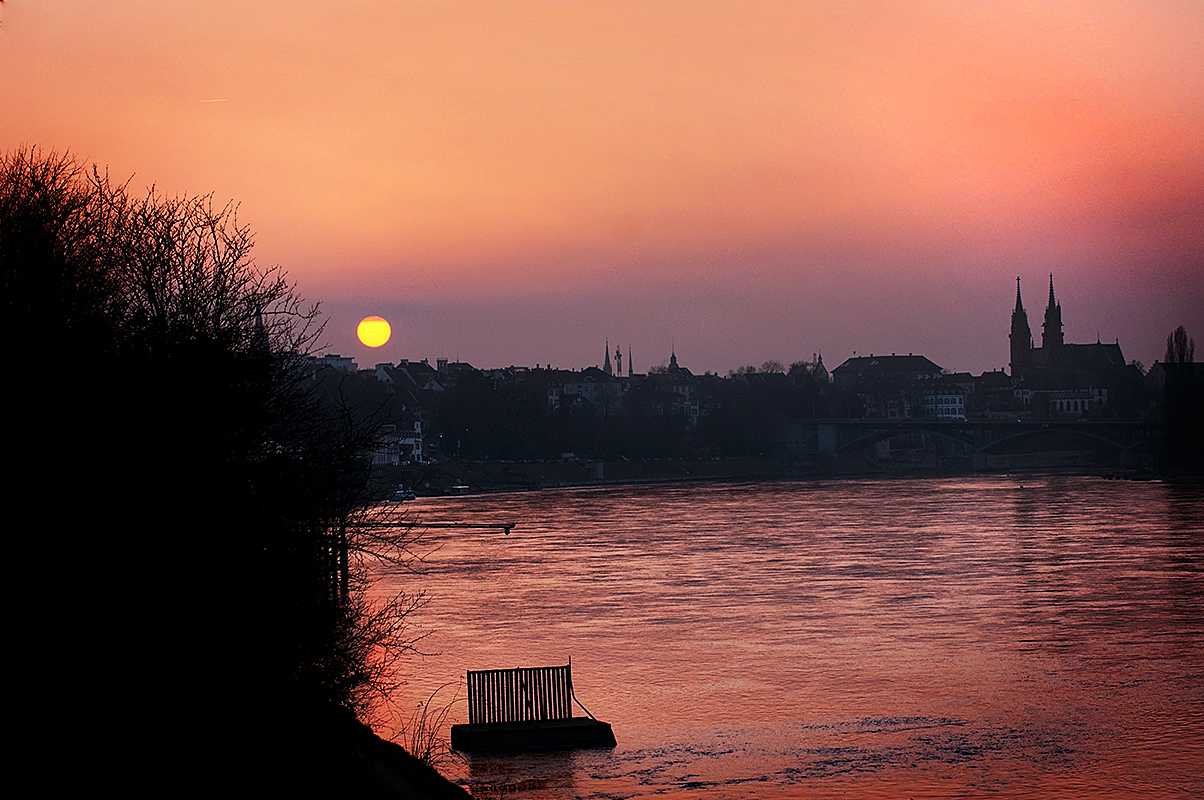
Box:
602 339 633 377
1010 274 1064 377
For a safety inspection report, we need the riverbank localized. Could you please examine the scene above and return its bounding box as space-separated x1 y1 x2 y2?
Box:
377 457 788 496
373 452 1183 497
348 722 470 798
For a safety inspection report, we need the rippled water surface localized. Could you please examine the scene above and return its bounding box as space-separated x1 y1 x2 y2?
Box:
373 475 1203 798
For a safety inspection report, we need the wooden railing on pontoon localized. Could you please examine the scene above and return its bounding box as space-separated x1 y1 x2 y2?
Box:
466 664 579 725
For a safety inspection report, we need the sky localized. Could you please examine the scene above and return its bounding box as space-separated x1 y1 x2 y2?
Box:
3 1 1202 375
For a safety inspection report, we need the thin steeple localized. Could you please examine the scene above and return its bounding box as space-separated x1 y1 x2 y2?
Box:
252 310 270 352
814 351 829 384
603 339 613 375
1010 277 1033 378
1042 273 1063 349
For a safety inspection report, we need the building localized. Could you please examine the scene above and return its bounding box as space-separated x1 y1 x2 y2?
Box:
918 377 967 419
831 354 944 419
1008 275 1141 417
831 354 943 387
562 366 624 416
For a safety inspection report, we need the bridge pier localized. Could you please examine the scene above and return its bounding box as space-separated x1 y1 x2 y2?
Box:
818 424 836 454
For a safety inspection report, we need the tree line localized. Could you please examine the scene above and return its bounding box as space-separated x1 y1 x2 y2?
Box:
318 363 858 463
1 149 424 793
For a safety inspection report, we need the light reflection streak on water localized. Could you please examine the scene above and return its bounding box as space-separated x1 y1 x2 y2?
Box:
370 475 1203 798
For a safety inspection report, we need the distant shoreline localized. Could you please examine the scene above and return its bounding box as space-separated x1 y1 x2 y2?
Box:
374 456 1196 499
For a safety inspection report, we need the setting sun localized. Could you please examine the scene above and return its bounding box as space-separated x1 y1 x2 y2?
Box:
356 316 391 348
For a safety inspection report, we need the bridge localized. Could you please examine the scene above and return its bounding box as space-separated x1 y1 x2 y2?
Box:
783 418 1161 469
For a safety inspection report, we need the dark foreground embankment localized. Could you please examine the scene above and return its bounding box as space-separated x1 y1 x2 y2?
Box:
346 722 470 799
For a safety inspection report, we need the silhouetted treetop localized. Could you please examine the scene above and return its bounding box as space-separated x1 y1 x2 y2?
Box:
1165 324 1195 364
3 147 420 794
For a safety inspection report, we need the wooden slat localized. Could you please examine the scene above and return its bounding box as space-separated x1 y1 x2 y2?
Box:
466 664 575 724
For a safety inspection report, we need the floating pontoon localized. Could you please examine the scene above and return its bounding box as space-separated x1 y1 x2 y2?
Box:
449 662 616 752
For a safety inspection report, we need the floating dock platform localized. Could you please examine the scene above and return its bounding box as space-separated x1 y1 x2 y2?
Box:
451 717 616 752
450 663 616 753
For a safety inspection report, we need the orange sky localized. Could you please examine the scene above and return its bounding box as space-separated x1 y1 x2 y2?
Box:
3 1 1202 373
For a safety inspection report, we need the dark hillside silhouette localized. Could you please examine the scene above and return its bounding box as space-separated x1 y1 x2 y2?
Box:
1 149 431 794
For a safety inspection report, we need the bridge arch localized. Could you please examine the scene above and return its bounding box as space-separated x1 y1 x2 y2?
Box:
980 427 1131 454
837 427 982 455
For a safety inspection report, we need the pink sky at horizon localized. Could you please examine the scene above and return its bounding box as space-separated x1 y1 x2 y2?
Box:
3 1 1202 374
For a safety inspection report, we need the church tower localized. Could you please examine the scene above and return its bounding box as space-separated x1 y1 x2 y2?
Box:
603 339 613 375
1010 277 1032 377
813 352 829 384
1042 273 1063 349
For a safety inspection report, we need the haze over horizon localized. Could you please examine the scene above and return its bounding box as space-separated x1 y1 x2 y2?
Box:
3 1 1201 375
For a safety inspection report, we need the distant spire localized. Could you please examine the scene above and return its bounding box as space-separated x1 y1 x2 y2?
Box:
252 311 269 352
813 351 829 384
1047 273 1056 310
603 339 612 375
1042 273 1063 349
1010 277 1033 377
628 345 633 377
669 346 678 369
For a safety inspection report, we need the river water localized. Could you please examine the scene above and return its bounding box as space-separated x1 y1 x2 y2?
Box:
371 475 1203 798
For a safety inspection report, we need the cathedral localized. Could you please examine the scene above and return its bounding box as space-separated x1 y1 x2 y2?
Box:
1009 275 1136 415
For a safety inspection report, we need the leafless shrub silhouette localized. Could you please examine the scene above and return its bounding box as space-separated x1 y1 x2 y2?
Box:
1 146 435 791
394 683 463 771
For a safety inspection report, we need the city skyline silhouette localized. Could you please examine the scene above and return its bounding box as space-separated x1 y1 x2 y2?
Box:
3 2 1200 374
